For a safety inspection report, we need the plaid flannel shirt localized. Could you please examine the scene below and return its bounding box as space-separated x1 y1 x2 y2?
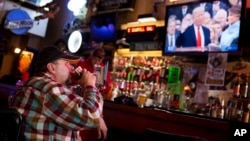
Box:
10 73 103 141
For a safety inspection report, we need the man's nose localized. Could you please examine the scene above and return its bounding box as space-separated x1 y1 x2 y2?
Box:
69 65 75 71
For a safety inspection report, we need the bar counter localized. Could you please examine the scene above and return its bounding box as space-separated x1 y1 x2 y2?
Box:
103 100 231 141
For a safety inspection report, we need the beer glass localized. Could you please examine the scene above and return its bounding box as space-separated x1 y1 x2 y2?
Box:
137 93 147 108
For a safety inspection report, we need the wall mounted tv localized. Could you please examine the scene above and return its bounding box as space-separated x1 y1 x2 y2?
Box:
90 13 116 43
163 0 246 55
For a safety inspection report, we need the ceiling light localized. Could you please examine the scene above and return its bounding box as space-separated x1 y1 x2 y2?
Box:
14 47 21 54
68 30 82 53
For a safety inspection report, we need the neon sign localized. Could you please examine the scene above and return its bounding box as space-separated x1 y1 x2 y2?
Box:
127 25 155 33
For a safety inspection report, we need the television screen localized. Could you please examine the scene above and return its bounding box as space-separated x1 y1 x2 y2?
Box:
163 0 245 55
90 13 116 43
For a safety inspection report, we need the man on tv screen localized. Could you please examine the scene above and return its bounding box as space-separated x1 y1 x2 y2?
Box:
181 7 211 48
165 18 181 52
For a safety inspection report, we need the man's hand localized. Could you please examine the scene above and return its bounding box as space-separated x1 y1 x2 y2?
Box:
79 68 96 87
98 117 108 141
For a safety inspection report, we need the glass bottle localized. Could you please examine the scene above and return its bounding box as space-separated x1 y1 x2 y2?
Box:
231 100 238 120
236 102 243 122
233 72 241 98
242 102 250 123
148 81 157 107
217 98 225 119
224 100 233 120
242 73 249 98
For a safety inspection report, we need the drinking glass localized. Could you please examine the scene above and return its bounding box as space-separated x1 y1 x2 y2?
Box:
137 93 147 108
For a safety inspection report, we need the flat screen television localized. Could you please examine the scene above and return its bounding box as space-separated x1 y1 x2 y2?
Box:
163 0 246 55
90 13 116 43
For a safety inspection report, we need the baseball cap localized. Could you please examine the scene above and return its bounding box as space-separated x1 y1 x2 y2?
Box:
35 46 80 72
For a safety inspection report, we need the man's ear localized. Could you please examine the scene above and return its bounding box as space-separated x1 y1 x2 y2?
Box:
47 63 56 74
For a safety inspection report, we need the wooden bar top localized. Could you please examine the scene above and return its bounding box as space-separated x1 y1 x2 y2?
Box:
103 100 231 141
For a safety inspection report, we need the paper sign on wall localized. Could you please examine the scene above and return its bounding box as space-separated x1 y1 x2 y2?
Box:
205 53 228 86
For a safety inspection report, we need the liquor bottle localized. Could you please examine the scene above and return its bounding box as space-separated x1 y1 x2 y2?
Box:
242 102 250 123
147 81 157 107
165 64 169 80
236 102 243 122
119 79 126 95
241 73 249 98
155 88 164 108
224 100 233 120
230 100 238 120
162 57 169 81
210 104 218 118
162 91 171 110
233 72 241 98
217 98 225 119
205 96 214 116
211 99 220 118
132 81 139 102
111 85 119 101
188 73 198 94
160 58 166 79
171 94 180 109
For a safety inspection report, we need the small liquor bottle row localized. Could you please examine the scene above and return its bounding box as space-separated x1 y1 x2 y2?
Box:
206 96 250 123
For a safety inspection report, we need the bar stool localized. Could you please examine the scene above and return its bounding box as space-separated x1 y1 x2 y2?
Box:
0 107 23 141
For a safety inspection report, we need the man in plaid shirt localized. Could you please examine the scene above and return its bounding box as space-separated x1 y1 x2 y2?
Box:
9 46 107 141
